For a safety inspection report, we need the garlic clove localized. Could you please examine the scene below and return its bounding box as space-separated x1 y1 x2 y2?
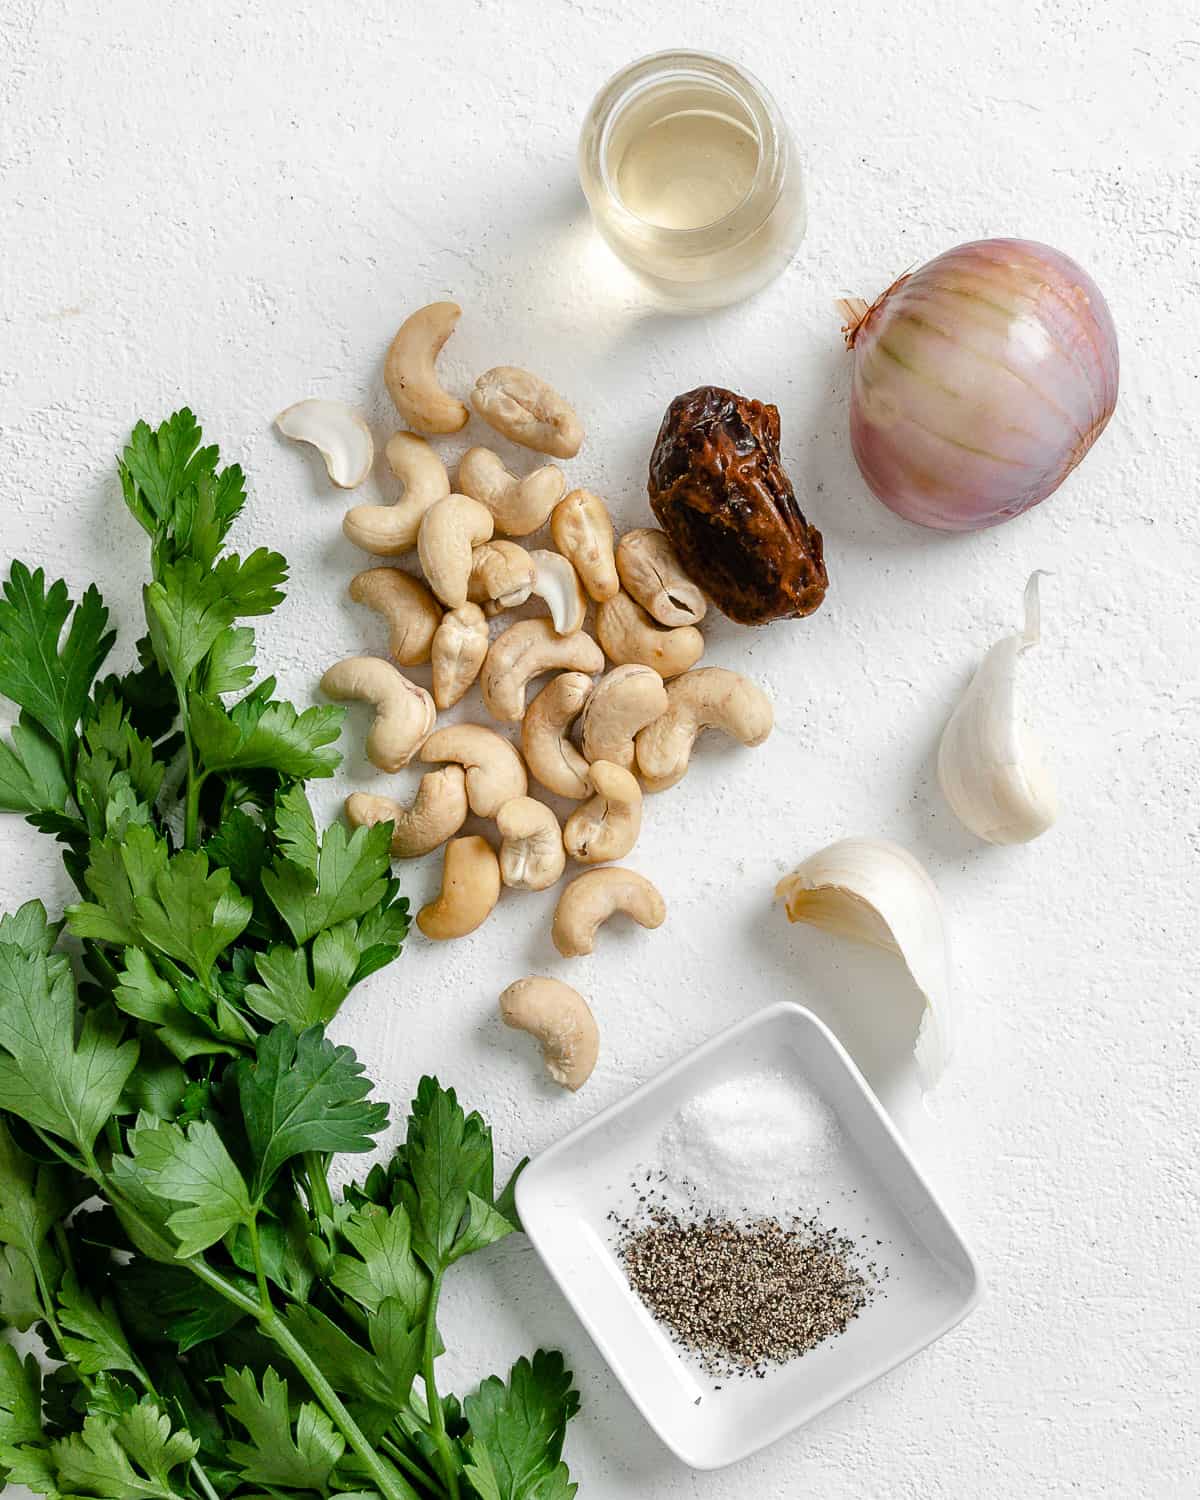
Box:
275 398 374 489
937 573 1057 845
776 837 952 1088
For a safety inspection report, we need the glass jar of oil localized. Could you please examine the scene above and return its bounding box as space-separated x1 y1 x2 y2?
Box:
578 51 805 311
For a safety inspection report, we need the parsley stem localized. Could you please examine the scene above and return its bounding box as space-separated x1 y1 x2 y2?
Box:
421 1266 461 1500
303 1149 335 1223
379 1435 449 1499
174 679 202 848
246 1212 273 1314
261 1311 421 1500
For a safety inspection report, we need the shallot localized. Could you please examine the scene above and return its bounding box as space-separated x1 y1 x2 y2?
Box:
839 238 1118 531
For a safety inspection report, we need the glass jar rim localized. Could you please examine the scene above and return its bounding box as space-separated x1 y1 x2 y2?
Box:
578 49 789 249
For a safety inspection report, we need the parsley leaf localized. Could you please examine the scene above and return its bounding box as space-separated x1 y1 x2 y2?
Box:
222 1366 344 1490
395 1078 514 1273
144 558 238 686
263 820 393 944
68 831 251 980
197 624 257 696
52 1396 199 1500
56 1271 145 1378
0 1119 69 1313
0 564 115 762
236 1024 388 1201
116 1117 254 1257
131 851 253 981
0 714 70 815
274 783 319 875
242 927 359 1029
189 690 342 780
463 1352 580 1500
331 1203 430 1320
0 944 137 1152
0 1343 42 1452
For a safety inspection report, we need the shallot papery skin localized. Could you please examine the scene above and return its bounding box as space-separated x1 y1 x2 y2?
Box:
844 239 1119 531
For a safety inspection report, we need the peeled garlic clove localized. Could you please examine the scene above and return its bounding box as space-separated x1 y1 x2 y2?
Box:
937 573 1057 846
776 837 952 1088
275 399 374 488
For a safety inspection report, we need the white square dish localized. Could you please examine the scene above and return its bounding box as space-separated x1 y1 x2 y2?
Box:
516 1001 982 1470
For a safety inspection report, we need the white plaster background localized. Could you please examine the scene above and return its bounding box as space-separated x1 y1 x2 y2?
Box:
1 0 1197 1494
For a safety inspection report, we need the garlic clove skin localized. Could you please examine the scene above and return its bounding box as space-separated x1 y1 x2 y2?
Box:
937 573 1057 845
776 837 952 1088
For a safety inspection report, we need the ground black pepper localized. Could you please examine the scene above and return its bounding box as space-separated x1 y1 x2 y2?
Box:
614 1189 885 1378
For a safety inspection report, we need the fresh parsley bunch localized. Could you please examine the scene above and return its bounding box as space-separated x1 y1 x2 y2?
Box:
0 413 579 1500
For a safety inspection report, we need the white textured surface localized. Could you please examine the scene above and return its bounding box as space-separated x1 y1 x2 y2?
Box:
1 1 1196 1494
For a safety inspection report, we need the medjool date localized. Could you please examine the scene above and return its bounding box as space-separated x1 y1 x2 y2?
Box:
647 386 828 625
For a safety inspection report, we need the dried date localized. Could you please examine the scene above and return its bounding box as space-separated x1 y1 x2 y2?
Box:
647 386 828 625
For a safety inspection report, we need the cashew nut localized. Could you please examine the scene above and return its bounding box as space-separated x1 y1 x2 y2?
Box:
457 447 565 536
595 591 703 679
551 868 666 957
419 723 528 818
384 301 469 435
563 762 642 864
417 835 501 940
616 528 707 627
345 765 468 858
467 541 536 610
480 618 604 723
319 657 435 772
528 549 587 635
275 399 374 489
342 431 451 556
431 604 489 709
580 663 667 771
499 977 599 1091
520 673 594 800
635 667 774 792
417 494 494 608
348 566 442 666
471 366 583 459
496 797 566 891
550 490 619 603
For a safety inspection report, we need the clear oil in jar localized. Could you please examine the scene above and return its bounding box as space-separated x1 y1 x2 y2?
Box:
578 52 806 311
613 100 760 230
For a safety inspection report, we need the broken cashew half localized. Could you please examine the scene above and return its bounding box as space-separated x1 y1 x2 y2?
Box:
521 673 594 800
616 528 707 627
550 490 619 603
552 868 666 957
580 663 667 771
499 976 599 1091
457 447 565 536
417 835 501 940
420 723 528 818
320 657 435 772
342 431 451 556
481 618 604 723
348 566 442 666
275 399 374 489
635 667 774 792
418 494 494 608
467 541 536 610
345 765 468 858
528 549 587 635
596 590 703 679
431 604 489 709
564 762 642 864
384 301 469 435
471 366 583 459
496 797 566 891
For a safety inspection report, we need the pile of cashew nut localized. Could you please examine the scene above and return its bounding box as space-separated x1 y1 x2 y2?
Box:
279 302 774 1093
